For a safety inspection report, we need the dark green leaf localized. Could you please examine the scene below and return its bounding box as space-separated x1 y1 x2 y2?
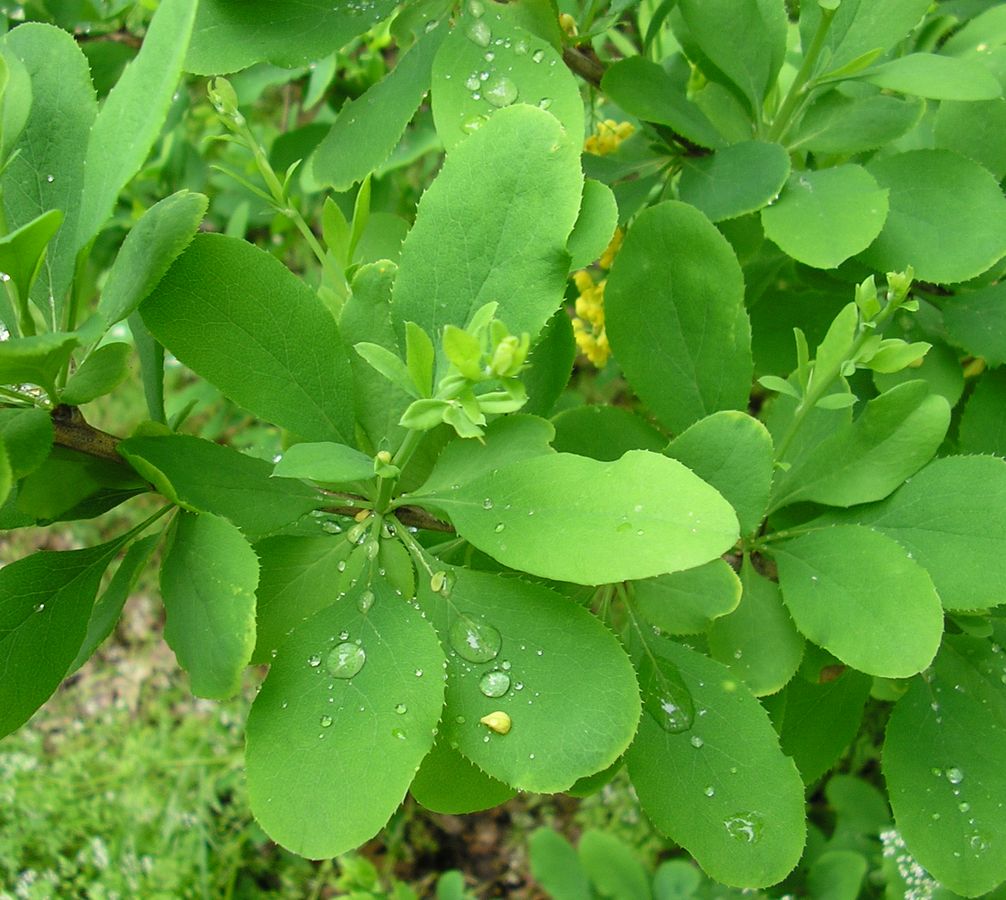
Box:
274 442 375 485
411 739 516 814
61 342 132 405
679 141 790 223
0 407 52 480
0 208 62 307
789 91 924 155
0 332 79 399
859 53 1002 101
634 561 741 635
959 369 1006 456
551 405 666 461
941 284 1006 367
529 829 592 900
579 830 652 900
567 180 619 270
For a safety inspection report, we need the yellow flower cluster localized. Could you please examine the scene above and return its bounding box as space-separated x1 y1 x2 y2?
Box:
571 229 624 367
585 119 635 156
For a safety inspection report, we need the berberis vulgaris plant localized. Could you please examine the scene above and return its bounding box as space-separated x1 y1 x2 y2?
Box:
2 0 1006 893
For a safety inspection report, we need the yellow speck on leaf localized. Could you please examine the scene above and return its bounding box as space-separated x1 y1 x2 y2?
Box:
480 711 512 734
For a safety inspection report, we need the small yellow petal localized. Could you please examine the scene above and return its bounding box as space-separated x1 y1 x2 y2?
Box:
480 711 512 734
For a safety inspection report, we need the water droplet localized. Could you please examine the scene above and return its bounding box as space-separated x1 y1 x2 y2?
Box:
641 656 694 733
392 727 407 740
494 522 506 533
724 812 764 844
414 668 424 677
690 735 704 749
467 20 491 47
468 0 484 16
455 715 466 724
959 801 971 813
514 39 528 55
482 497 494 509
357 590 375 614
616 521 632 533
320 714 333 728
395 703 407 715
308 654 322 668
327 642 366 679
704 786 715 797
946 767 964 785
322 520 342 534
484 51 495 62
465 74 480 91
479 670 511 697
34 603 45 612
46 174 54 183
532 49 545 63
337 560 347 572
449 613 502 663
364 539 379 560
501 660 511 671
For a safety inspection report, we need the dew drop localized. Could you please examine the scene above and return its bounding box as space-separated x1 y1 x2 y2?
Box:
494 522 506 533
307 654 322 668
34 603 45 612
319 714 333 728
357 590 375 614
337 560 347 572
485 76 517 108
327 642 366 679
946 767 964 785
467 20 491 47
479 670 511 697
449 613 502 663
392 727 407 740
395 703 407 715
531 49 545 63
959 801 971 813
724 812 764 844
704 786 715 797
415 668 424 677
46 174 54 183
690 735 704 748
465 74 480 91
482 497 494 509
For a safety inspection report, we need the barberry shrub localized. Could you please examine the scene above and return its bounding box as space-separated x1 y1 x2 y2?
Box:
2 0 1006 893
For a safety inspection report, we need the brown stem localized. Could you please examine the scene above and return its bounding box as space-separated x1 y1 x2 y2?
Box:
563 46 605 88
51 406 124 463
318 503 455 533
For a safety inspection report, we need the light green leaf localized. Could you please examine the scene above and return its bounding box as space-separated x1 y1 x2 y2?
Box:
959 369 1006 457
529 829 592 900
75 0 196 252
763 668 872 785
411 739 516 814
0 45 31 161
186 0 399 74
884 637 1006 896
522 308 575 418
626 639 806 888
859 53 1002 101
634 561 741 636
601 57 724 150
415 450 738 584
0 209 62 307
245 580 445 858
605 201 753 433
61 342 131 405
708 558 804 697
789 91 924 155
665 411 774 537
392 104 582 349
431 8 583 151
769 381 950 511
0 407 52 480
771 525 943 678
160 511 258 699
417 566 641 792
252 535 369 664
827 455 1006 612
140 233 355 444
0 539 121 738
97 190 208 330
310 24 448 192
579 830 652 900
118 434 319 541
567 180 618 270
355 342 421 398
806 851 867 900
760 166 889 270
1 24 96 326
941 283 1006 367
934 99 1006 180
0 332 79 398
551 405 666 461
679 142 791 223
860 150 1006 285
678 0 787 113
274 442 374 485
0 439 10 507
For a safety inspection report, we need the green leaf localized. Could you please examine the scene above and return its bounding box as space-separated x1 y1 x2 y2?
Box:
160 511 258 699
858 53 1002 101
707 558 804 697
392 104 582 349
626 640 806 888
959 369 1006 456
579 830 652 900
677 0 787 113
806 850 868 900
417 566 641 792
633 560 741 635
96 190 208 330
860 150 1006 285
186 0 399 74
141 233 355 444
431 8 583 151
417 450 738 584
769 381 950 511
245 579 445 858
567 180 618 270
0 45 31 161
771 525 943 678
69 534 159 673
405 321 435 398
252 535 370 664
826 456 1006 612
760 166 889 270
678 142 791 223
274 442 374 485
883 637 1006 895
0 407 52 480
1 24 96 327
934 99 1006 179
75 0 196 251
118 434 319 541
0 539 121 738
521 309 575 419
605 202 753 433
0 439 10 507
601 57 724 150
789 91 924 155
665 411 774 537
309 24 448 192
873 342 964 408
411 739 516 814
529 829 592 900
551 405 666 461
61 342 131 405
763 668 872 785
0 209 62 307
0 332 79 399
941 283 1006 367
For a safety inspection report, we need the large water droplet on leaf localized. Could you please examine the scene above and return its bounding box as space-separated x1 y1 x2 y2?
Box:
946 767 964 785
450 613 502 663
479 670 511 697
639 654 694 733
724 812 764 844
484 76 518 108
357 590 375 614
319 714 333 728
467 20 491 47
327 641 366 679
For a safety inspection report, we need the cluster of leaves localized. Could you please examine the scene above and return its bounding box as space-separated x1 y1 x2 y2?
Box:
2 0 1006 894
